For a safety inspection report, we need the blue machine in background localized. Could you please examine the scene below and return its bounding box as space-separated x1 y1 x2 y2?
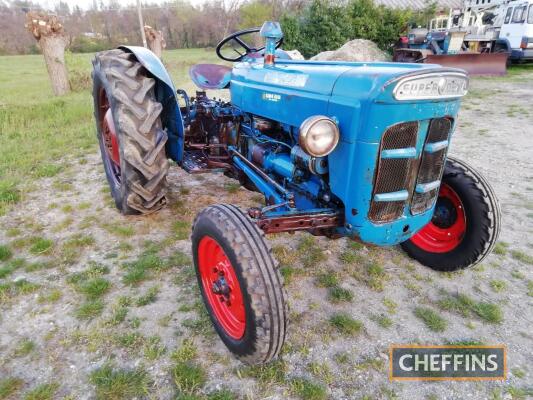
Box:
93 21 500 364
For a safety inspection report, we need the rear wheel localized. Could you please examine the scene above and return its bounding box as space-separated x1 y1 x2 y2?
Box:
401 157 501 271
191 204 287 364
92 49 169 214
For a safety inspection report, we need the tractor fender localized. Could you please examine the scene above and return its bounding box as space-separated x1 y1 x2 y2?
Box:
119 45 176 92
118 45 184 162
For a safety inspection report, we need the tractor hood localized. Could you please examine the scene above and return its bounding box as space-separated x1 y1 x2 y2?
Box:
229 59 451 128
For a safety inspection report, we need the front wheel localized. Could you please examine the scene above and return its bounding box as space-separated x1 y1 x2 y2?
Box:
401 157 501 271
191 204 288 364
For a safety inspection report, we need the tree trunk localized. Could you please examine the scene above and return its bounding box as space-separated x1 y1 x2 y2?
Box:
144 25 166 59
25 12 70 96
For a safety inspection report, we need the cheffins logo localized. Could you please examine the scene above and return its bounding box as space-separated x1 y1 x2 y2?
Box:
390 345 506 381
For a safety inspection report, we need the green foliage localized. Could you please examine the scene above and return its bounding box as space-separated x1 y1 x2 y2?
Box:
414 307 447 332
438 292 503 324
89 364 150 400
328 286 354 303
239 1 274 29
0 377 23 399
289 378 327 400
79 277 111 300
14 338 35 357
136 286 160 306
23 383 59 400
76 300 104 320
172 221 191 240
0 244 13 261
281 0 413 58
329 313 363 335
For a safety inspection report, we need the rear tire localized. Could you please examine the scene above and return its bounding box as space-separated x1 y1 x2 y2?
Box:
401 156 501 271
92 49 169 215
191 204 288 364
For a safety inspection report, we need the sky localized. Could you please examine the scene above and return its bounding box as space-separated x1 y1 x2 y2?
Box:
33 0 208 11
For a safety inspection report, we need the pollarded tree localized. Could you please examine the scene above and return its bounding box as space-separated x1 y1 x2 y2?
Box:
144 25 166 59
25 11 70 95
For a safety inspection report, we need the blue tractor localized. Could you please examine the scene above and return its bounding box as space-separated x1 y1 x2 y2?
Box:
92 22 501 364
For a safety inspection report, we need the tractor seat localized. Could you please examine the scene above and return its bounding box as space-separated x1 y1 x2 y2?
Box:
189 64 232 90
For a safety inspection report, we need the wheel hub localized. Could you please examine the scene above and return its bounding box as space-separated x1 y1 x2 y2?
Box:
432 197 457 229
409 183 466 253
98 88 121 186
197 236 246 339
212 275 230 297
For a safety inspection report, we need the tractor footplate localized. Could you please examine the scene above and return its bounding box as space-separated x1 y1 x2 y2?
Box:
250 210 343 234
182 150 229 174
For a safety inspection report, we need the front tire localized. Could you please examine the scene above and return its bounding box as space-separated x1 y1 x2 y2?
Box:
401 156 501 271
191 204 288 364
92 49 169 215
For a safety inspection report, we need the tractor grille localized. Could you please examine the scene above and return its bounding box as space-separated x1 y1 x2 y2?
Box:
369 118 453 223
369 122 418 223
411 118 453 214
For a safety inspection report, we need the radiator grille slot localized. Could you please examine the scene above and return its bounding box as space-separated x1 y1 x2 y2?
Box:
369 121 419 223
374 159 413 194
417 149 446 184
369 202 406 223
382 121 419 149
411 189 439 215
427 118 452 143
410 117 453 215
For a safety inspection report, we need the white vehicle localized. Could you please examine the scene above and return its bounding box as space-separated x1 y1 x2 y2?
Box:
498 0 533 59
430 0 533 61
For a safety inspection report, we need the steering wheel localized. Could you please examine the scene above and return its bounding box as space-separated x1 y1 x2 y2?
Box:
216 27 284 62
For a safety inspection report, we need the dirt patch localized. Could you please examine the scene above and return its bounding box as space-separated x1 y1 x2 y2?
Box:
0 74 532 399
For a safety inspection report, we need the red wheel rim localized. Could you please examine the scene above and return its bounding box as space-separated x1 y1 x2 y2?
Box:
98 88 121 185
410 183 466 253
197 236 246 339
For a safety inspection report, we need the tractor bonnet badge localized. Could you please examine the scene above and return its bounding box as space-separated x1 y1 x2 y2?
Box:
393 72 469 100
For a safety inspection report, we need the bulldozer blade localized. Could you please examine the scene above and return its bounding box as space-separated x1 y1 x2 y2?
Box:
425 53 508 76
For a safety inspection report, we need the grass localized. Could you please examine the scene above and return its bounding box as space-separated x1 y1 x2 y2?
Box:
78 277 111 300
490 279 507 293
510 249 533 265
13 338 36 357
372 314 393 328
438 292 503 324
28 237 54 255
0 279 40 303
172 221 191 240
315 271 338 288
144 336 166 360
103 224 135 237
414 307 447 332
171 339 206 395
238 359 287 386
297 236 327 268
89 364 150 400
76 300 105 319
0 244 12 261
0 258 25 279
23 383 59 400
0 377 23 399
37 288 62 303
328 286 354 303
493 241 509 255
329 313 363 335
288 378 327 400
136 286 160 306
512 367 526 379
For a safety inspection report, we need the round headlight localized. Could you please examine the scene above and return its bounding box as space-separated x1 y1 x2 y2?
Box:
298 116 340 157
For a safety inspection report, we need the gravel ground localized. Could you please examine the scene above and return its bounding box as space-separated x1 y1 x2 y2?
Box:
0 72 532 400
